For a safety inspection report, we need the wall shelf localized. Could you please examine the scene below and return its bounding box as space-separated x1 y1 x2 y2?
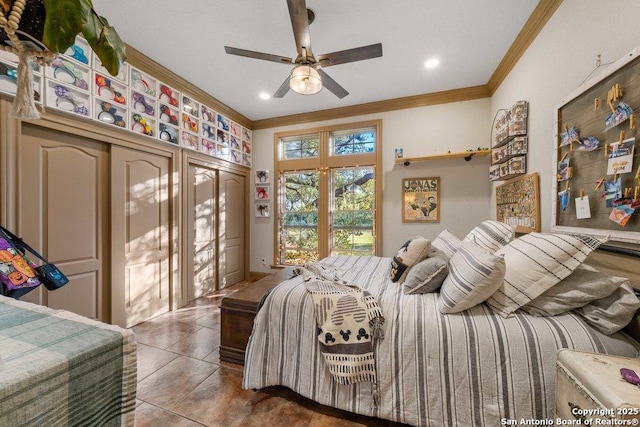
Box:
396 149 490 166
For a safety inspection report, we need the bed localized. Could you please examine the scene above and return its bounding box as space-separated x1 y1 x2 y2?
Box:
243 231 640 426
0 295 137 426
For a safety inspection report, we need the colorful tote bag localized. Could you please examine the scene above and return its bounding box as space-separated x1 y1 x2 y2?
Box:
0 229 41 291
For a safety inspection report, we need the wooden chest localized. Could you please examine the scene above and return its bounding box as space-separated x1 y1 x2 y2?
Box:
556 349 640 423
220 268 294 364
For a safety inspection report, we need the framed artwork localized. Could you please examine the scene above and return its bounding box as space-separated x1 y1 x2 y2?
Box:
402 177 440 223
255 203 270 217
255 170 270 184
255 185 270 200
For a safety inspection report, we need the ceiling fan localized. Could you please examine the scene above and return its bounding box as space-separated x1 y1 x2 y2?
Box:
224 0 382 99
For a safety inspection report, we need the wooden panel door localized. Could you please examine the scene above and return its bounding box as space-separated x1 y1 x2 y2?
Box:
111 145 171 328
186 163 217 302
219 171 245 288
19 124 109 320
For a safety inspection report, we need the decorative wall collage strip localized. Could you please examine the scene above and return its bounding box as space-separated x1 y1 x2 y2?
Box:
0 37 252 168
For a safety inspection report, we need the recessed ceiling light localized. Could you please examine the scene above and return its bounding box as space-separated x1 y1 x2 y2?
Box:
424 58 440 69
259 92 271 100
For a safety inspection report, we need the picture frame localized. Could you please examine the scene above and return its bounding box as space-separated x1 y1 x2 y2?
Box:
255 170 270 184
402 177 440 223
255 185 270 201
255 203 270 218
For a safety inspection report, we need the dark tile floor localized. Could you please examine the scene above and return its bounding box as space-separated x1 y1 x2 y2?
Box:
132 278 405 426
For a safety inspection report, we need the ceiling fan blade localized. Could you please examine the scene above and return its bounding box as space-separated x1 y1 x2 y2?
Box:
287 0 313 57
224 46 293 65
273 75 291 98
317 69 348 99
317 43 383 68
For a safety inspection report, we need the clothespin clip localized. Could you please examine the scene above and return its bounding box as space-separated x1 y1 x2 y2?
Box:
580 189 585 199
630 114 636 129
594 98 600 110
595 179 604 190
616 84 623 98
624 187 631 198
619 130 626 143
565 181 569 192
635 186 639 200
560 151 569 162
636 165 640 183
604 143 609 158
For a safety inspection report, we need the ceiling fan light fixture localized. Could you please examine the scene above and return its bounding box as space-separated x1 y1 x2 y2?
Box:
290 64 322 95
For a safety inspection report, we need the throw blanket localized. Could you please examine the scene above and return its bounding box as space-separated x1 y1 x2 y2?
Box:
296 264 385 404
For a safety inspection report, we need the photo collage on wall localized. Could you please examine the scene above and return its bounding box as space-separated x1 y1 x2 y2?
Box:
0 36 252 168
254 170 271 218
490 100 529 181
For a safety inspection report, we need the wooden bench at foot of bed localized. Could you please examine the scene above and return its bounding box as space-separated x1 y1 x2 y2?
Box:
220 268 294 364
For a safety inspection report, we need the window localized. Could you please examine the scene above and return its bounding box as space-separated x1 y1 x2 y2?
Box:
275 121 382 265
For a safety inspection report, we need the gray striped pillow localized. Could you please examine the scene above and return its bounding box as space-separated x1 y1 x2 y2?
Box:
437 240 506 314
463 220 515 253
432 229 462 259
485 233 604 318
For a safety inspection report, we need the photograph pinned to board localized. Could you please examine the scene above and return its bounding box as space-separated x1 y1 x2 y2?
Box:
575 136 600 152
558 187 571 211
575 193 591 219
402 177 439 223
255 169 270 184
559 126 579 147
255 203 270 218
606 137 635 175
604 177 622 208
604 101 633 130
557 158 571 181
255 185 270 200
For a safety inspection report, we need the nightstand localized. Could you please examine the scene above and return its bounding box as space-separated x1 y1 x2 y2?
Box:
556 349 640 423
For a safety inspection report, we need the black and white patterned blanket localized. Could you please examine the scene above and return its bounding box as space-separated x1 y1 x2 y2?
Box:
295 264 385 403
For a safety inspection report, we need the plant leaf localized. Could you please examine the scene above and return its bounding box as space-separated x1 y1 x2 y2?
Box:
42 0 92 53
82 14 126 76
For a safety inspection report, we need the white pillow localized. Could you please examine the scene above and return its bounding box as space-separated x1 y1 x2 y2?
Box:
485 233 604 318
432 229 462 259
463 220 515 253
390 236 431 283
437 240 506 314
403 249 449 294
574 283 640 335
521 264 629 316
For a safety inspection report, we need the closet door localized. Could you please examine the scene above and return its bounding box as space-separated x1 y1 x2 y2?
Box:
19 124 109 320
186 163 217 302
219 170 246 287
111 145 171 328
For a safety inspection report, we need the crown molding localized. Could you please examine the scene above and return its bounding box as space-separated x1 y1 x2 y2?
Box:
252 85 491 130
487 0 564 94
125 45 252 129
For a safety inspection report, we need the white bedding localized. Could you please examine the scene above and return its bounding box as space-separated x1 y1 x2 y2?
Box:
243 255 640 426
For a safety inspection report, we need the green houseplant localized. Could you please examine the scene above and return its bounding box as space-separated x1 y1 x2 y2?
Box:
41 0 126 75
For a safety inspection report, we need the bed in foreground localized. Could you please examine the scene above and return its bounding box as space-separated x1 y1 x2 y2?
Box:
0 295 137 426
243 254 640 426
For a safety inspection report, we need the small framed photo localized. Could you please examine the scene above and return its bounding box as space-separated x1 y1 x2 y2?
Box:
255 170 270 184
255 203 270 217
255 185 270 200
395 148 404 159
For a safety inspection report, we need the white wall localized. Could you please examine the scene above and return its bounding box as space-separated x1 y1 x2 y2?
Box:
250 98 491 272
490 0 640 231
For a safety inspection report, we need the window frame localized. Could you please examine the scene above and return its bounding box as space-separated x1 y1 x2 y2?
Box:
273 120 383 265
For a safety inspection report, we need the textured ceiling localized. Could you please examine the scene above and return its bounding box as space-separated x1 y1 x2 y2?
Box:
92 0 539 121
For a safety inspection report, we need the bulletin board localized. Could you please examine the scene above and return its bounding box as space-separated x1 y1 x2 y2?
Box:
552 45 640 244
496 173 540 233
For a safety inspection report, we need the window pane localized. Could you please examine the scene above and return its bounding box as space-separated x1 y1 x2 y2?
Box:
330 167 375 256
281 135 319 159
331 129 375 156
280 171 320 264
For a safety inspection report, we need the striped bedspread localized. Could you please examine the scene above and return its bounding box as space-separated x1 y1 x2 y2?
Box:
243 256 640 426
0 295 137 427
